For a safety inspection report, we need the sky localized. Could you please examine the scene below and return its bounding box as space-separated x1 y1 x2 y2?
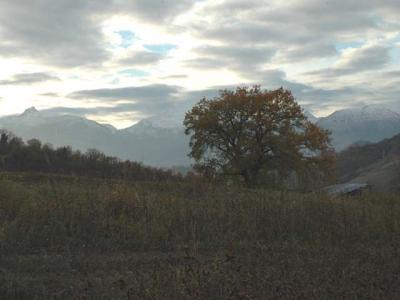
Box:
0 0 399 128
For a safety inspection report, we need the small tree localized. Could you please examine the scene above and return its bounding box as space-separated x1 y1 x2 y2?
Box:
184 86 335 187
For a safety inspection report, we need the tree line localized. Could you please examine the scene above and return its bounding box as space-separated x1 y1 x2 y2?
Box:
0 131 183 182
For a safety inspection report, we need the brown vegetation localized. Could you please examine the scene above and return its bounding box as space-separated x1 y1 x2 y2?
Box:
1 173 400 299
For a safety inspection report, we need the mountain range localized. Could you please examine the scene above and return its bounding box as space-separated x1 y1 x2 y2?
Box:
316 106 400 151
0 107 190 167
1 105 400 167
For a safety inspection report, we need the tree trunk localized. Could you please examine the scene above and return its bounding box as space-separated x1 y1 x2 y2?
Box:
242 168 260 188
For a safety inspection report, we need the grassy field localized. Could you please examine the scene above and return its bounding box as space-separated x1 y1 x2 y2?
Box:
0 172 400 299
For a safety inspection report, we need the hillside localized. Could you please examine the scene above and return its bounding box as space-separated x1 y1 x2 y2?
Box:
349 159 399 193
336 133 400 191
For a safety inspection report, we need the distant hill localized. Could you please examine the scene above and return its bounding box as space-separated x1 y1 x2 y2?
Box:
336 133 400 192
349 159 399 193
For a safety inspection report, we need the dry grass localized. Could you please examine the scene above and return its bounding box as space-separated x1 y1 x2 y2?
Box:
0 172 400 299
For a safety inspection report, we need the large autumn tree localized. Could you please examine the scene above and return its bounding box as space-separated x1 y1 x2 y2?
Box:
184 86 335 187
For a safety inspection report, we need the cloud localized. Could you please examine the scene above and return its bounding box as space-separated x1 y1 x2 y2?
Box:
1 0 400 124
113 0 196 23
55 77 355 125
275 42 338 63
336 45 390 72
43 106 99 116
0 0 195 68
305 45 391 78
118 50 164 66
0 72 60 85
186 45 276 73
68 84 184 117
69 84 180 101
39 92 60 97
144 44 177 54
247 69 356 112
45 97 183 121
45 85 230 123
159 74 188 80
0 1 110 67
185 0 400 64
44 104 144 116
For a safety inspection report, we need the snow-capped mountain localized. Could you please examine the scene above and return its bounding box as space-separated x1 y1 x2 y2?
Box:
1 105 400 167
0 107 118 154
317 105 400 151
304 111 319 123
118 118 190 167
0 107 190 167
139 112 184 129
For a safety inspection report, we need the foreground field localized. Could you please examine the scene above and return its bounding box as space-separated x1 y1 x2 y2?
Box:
0 173 400 299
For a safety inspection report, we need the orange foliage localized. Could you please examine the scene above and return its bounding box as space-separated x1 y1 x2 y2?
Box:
184 86 335 187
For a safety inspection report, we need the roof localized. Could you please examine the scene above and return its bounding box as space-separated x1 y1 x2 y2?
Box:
323 182 369 196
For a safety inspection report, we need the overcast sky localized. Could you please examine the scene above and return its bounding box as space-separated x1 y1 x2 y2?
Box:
0 0 399 128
